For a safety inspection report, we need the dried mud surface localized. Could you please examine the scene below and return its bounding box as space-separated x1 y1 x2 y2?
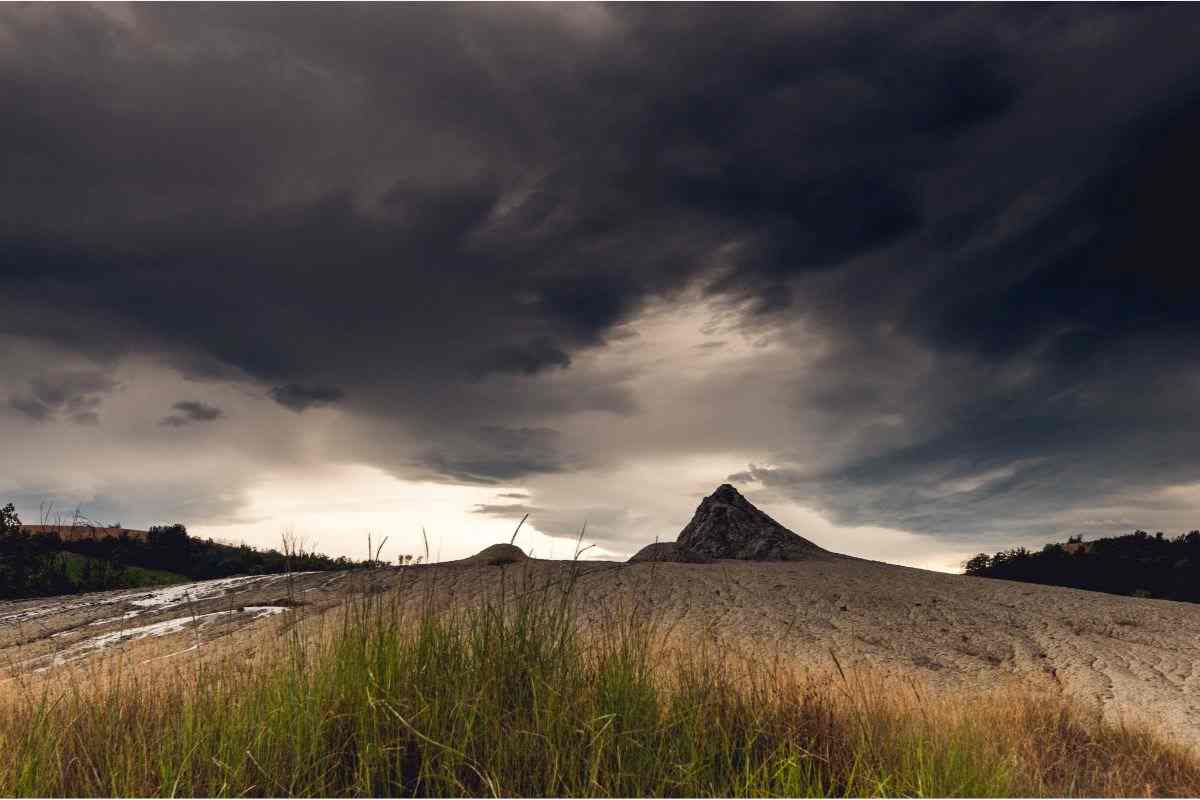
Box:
2 557 1199 749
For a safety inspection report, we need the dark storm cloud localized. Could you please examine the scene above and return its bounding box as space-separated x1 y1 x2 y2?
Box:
728 41 1200 542
418 426 566 485
270 384 346 413
476 338 571 377
7 369 117 426
159 400 224 428
913 91 1200 364
3 5 1200 539
731 328 1200 541
471 503 543 519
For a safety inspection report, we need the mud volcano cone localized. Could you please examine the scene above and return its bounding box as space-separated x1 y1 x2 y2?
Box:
628 541 714 563
675 483 827 561
460 543 528 566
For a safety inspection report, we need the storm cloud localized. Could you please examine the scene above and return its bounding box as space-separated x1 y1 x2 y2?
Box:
159 400 224 427
8 369 118 426
3 5 1200 564
270 384 345 413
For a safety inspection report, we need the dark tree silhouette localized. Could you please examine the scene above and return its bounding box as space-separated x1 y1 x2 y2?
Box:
965 529 1200 603
1 502 368 601
0 504 71 599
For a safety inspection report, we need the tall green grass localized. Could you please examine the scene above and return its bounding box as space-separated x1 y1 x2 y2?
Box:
1 563 1198 797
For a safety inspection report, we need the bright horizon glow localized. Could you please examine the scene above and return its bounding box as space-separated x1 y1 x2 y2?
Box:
195 462 973 573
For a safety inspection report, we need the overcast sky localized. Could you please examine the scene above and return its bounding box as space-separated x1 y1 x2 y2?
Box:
3 5 1200 571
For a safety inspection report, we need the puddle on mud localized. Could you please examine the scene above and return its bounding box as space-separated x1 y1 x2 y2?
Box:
1 573 321 672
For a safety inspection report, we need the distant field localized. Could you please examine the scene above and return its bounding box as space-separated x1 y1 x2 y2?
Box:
19 524 149 542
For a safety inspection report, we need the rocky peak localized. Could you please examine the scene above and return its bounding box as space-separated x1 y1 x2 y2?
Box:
709 483 741 503
675 483 827 561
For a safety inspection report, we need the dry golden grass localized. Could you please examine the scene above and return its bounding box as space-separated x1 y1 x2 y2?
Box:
1 566 1197 797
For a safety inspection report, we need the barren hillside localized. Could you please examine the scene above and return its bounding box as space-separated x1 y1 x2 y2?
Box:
2 556 1199 750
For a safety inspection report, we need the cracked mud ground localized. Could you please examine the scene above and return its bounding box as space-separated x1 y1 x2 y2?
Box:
2 557 1198 750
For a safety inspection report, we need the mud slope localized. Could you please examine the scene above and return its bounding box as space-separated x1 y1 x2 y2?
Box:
0 570 364 672
395 557 1200 749
2 558 1199 749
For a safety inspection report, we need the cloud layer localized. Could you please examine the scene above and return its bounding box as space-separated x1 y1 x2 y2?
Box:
3 5 1200 564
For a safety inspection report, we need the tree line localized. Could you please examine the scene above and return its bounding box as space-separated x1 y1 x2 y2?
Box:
0 503 367 601
964 529 1200 603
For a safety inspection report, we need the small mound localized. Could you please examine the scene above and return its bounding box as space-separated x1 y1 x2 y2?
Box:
460 543 528 566
628 542 714 564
